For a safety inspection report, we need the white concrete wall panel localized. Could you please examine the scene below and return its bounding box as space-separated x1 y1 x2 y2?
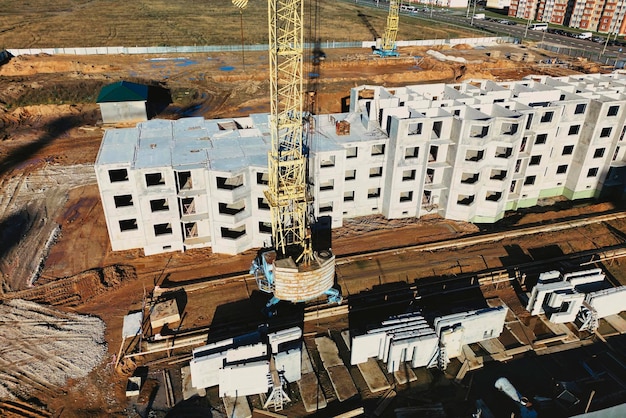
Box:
218 360 270 398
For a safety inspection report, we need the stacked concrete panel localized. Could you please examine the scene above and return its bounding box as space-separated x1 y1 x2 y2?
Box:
434 306 508 360
96 74 626 256
350 311 439 372
525 269 610 324
189 327 302 397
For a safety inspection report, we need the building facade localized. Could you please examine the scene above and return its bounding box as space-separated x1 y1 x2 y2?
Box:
510 0 626 35
95 74 626 256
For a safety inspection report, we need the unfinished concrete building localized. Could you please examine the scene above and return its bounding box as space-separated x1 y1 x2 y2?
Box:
95 73 626 256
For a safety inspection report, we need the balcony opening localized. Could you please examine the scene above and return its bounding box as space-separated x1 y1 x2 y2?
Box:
181 197 196 215
520 137 527 152
432 121 443 139
429 145 439 162
109 168 129 183
145 172 165 187
114 194 133 208
219 200 246 216
177 171 192 190
220 225 246 239
184 222 198 238
426 168 434 184
216 174 244 190
422 190 432 205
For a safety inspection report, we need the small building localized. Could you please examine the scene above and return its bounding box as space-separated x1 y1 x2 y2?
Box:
97 81 150 124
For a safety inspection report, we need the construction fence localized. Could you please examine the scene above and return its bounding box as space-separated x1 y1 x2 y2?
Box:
7 36 517 57
537 42 626 69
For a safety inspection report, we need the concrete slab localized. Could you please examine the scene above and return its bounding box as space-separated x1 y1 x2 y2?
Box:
298 344 327 412
181 365 205 400
150 298 180 329
393 366 416 385
356 358 390 393
327 365 358 402
604 314 626 334
315 336 344 367
298 373 328 413
316 336 358 401
223 395 251 418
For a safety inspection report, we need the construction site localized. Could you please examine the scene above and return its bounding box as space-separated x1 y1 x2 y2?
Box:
2 0 626 417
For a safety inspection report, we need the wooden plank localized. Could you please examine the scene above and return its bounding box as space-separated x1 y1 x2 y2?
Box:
604 314 626 334
298 344 327 412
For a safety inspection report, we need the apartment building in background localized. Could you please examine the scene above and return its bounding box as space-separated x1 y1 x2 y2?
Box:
509 0 626 35
95 74 626 256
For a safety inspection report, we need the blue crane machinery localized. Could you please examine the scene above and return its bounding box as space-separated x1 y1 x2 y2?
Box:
232 0 341 315
374 0 400 57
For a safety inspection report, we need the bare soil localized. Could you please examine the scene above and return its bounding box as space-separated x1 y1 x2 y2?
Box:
0 44 615 416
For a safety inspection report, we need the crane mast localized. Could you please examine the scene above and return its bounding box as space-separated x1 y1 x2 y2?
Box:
267 0 311 262
374 0 400 57
233 0 341 311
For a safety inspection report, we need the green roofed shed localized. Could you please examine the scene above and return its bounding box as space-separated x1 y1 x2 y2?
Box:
97 81 149 124
97 81 149 103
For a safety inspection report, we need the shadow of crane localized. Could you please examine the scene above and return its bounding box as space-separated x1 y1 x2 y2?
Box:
357 11 380 41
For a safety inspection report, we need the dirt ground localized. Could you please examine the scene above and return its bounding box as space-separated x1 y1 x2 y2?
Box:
0 43 616 416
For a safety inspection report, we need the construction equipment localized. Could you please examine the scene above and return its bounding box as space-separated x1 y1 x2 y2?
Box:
373 0 400 57
233 0 341 315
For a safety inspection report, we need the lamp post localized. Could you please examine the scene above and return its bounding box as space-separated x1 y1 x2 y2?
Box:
470 0 477 26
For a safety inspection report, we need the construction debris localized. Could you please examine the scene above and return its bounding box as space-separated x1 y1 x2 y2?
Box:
0 299 106 400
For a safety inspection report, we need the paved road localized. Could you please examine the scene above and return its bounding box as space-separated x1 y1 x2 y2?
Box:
353 0 625 59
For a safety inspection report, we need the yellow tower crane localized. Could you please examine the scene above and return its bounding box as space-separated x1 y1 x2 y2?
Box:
374 0 400 57
233 0 341 315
